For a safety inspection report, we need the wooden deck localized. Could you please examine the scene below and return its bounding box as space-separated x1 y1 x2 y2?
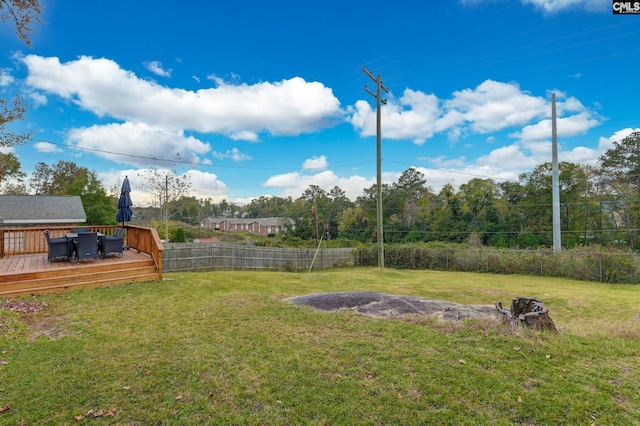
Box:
0 249 147 274
0 249 160 297
0 225 163 297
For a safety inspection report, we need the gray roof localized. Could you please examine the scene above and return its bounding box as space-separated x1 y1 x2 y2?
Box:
0 195 87 225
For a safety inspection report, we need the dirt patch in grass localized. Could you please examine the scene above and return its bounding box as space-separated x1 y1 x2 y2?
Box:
288 292 500 322
0 299 66 340
0 299 48 314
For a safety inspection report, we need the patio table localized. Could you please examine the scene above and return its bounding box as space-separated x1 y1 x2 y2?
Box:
66 232 105 261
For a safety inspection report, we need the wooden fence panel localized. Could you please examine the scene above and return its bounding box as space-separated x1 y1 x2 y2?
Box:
162 243 355 272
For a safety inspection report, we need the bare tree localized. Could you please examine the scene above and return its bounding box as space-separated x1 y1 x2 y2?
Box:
138 168 193 241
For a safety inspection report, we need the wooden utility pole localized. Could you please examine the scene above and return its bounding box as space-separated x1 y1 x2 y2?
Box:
362 65 388 268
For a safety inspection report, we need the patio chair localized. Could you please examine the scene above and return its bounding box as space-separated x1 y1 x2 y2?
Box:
73 227 90 233
44 230 71 262
74 232 98 263
114 228 129 249
99 233 124 258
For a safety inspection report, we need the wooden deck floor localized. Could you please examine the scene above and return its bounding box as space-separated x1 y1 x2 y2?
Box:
0 249 151 277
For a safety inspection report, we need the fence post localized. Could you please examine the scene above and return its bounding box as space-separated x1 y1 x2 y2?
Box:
599 253 603 283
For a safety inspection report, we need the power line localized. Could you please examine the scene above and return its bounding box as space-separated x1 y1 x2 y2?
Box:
18 135 377 172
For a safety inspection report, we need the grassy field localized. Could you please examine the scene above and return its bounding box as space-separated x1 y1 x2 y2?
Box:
1 268 639 425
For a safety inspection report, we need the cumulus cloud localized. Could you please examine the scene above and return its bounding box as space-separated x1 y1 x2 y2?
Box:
0 71 15 86
184 169 228 199
302 155 328 170
444 80 547 134
21 55 344 140
350 80 599 151
66 122 211 168
263 170 373 200
350 89 440 145
33 142 62 153
144 60 172 77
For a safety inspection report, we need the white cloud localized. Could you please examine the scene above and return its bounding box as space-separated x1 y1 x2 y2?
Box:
212 148 252 162
33 142 62 153
144 60 171 77
521 0 605 13
21 55 344 140
263 170 373 200
350 90 440 145
302 155 328 170
512 111 600 141
444 80 547 134
28 91 47 106
460 0 605 13
0 71 15 86
184 169 228 199
66 122 211 168
350 80 601 155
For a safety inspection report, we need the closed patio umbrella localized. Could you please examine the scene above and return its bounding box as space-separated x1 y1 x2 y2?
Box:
116 176 133 226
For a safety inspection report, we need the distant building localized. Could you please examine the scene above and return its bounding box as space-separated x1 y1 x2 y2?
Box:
201 217 291 237
0 195 87 228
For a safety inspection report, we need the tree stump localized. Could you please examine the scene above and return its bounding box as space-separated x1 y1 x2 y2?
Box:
495 297 557 332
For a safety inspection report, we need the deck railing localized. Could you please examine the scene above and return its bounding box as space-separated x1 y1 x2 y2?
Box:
0 225 163 279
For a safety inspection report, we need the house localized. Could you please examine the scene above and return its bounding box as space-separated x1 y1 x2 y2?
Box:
201 217 291 237
0 195 87 228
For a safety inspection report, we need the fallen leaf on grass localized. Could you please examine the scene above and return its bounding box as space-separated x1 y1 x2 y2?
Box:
546 354 552 359
514 346 521 351
458 359 466 364
517 396 523 403
0 405 10 414
175 395 183 401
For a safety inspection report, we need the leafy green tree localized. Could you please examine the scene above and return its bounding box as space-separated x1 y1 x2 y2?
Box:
430 183 466 243
393 167 431 228
0 151 25 190
598 131 640 248
338 207 372 241
170 227 186 242
245 195 293 218
458 178 499 245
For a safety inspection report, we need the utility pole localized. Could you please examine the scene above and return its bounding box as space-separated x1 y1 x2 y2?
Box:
363 65 388 268
165 174 169 243
551 92 561 253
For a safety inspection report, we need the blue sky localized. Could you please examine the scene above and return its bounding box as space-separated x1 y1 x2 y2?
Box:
1 0 639 205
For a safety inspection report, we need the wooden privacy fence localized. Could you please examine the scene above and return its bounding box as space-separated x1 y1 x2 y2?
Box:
162 243 355 272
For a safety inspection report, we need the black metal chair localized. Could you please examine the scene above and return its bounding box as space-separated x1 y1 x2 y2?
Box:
99 233 124 258
74 232 98 263
44 230 71 262
73 227 90 233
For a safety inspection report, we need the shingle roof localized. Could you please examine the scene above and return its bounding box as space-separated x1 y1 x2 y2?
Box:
0 195 87 224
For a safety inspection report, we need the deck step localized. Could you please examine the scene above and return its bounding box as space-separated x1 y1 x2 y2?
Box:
0 258 160 297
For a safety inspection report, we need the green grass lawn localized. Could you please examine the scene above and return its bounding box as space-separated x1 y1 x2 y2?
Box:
1 268 639 424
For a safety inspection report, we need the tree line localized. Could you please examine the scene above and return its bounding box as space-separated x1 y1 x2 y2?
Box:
174 131 640 250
